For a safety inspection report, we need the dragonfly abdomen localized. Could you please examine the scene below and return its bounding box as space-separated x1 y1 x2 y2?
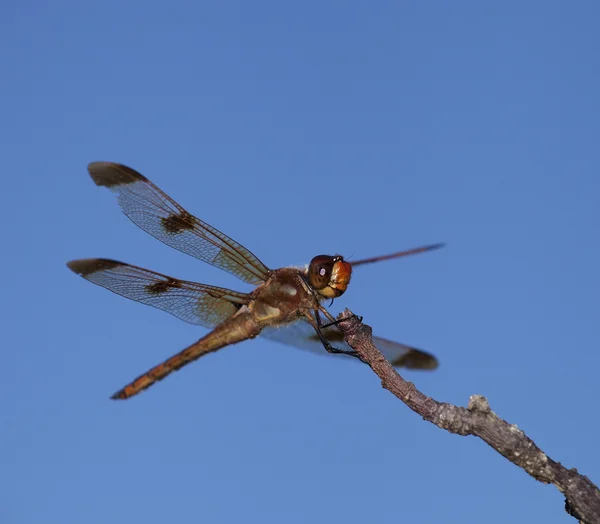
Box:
111 310 261 399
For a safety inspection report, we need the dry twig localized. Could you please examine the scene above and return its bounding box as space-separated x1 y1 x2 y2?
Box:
336 309 600 524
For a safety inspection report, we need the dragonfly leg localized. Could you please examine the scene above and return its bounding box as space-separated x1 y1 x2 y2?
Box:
320 314 363 330
310 310 365 362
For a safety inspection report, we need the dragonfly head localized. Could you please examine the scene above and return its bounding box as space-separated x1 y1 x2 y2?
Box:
307 255 352 299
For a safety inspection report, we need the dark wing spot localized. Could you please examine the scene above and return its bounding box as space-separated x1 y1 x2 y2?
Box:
87 162 149 187
66 258 121 277
161 210 196 234
145 278 183 295
391 350 439 370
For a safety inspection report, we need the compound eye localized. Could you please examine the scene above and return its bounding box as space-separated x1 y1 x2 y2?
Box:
308 255 334 290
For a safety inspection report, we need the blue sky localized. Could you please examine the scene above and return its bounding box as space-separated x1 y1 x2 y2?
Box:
3 1 599 523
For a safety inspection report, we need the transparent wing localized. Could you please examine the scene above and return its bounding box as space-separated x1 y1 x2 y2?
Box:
67 258 250 328
260 320 438 370
87 162 270 284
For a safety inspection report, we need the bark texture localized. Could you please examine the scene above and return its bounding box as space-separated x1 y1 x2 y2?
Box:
337 309 600 524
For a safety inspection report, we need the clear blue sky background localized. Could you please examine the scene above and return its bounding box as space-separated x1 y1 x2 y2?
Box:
3 2 599 523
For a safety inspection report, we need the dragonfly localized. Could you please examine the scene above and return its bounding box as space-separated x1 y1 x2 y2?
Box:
67 162 443 400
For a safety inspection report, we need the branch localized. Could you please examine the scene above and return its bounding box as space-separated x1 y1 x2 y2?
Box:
336 309 600 524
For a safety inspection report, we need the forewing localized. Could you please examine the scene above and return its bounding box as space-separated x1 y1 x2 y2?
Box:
260 320 438 370
67 258 250 328
87 162 270 284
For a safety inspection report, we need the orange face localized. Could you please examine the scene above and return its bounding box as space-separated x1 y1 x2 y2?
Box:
307 255 352 299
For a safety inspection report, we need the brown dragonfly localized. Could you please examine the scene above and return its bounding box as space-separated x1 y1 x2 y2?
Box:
67 162 442 400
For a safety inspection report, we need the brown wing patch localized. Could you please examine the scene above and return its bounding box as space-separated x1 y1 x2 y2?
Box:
67 258 120 277
390 350 438 370
145 278 183 295
88 162 149 187
161 210 197 234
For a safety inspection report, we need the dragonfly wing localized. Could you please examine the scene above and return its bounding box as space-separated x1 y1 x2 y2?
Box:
87 162 270 284
67 258 250 328
260 320 438 370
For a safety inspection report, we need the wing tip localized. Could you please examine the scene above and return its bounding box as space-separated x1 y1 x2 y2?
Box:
391 350 439 370
87 161 148 187
66 258 121 277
